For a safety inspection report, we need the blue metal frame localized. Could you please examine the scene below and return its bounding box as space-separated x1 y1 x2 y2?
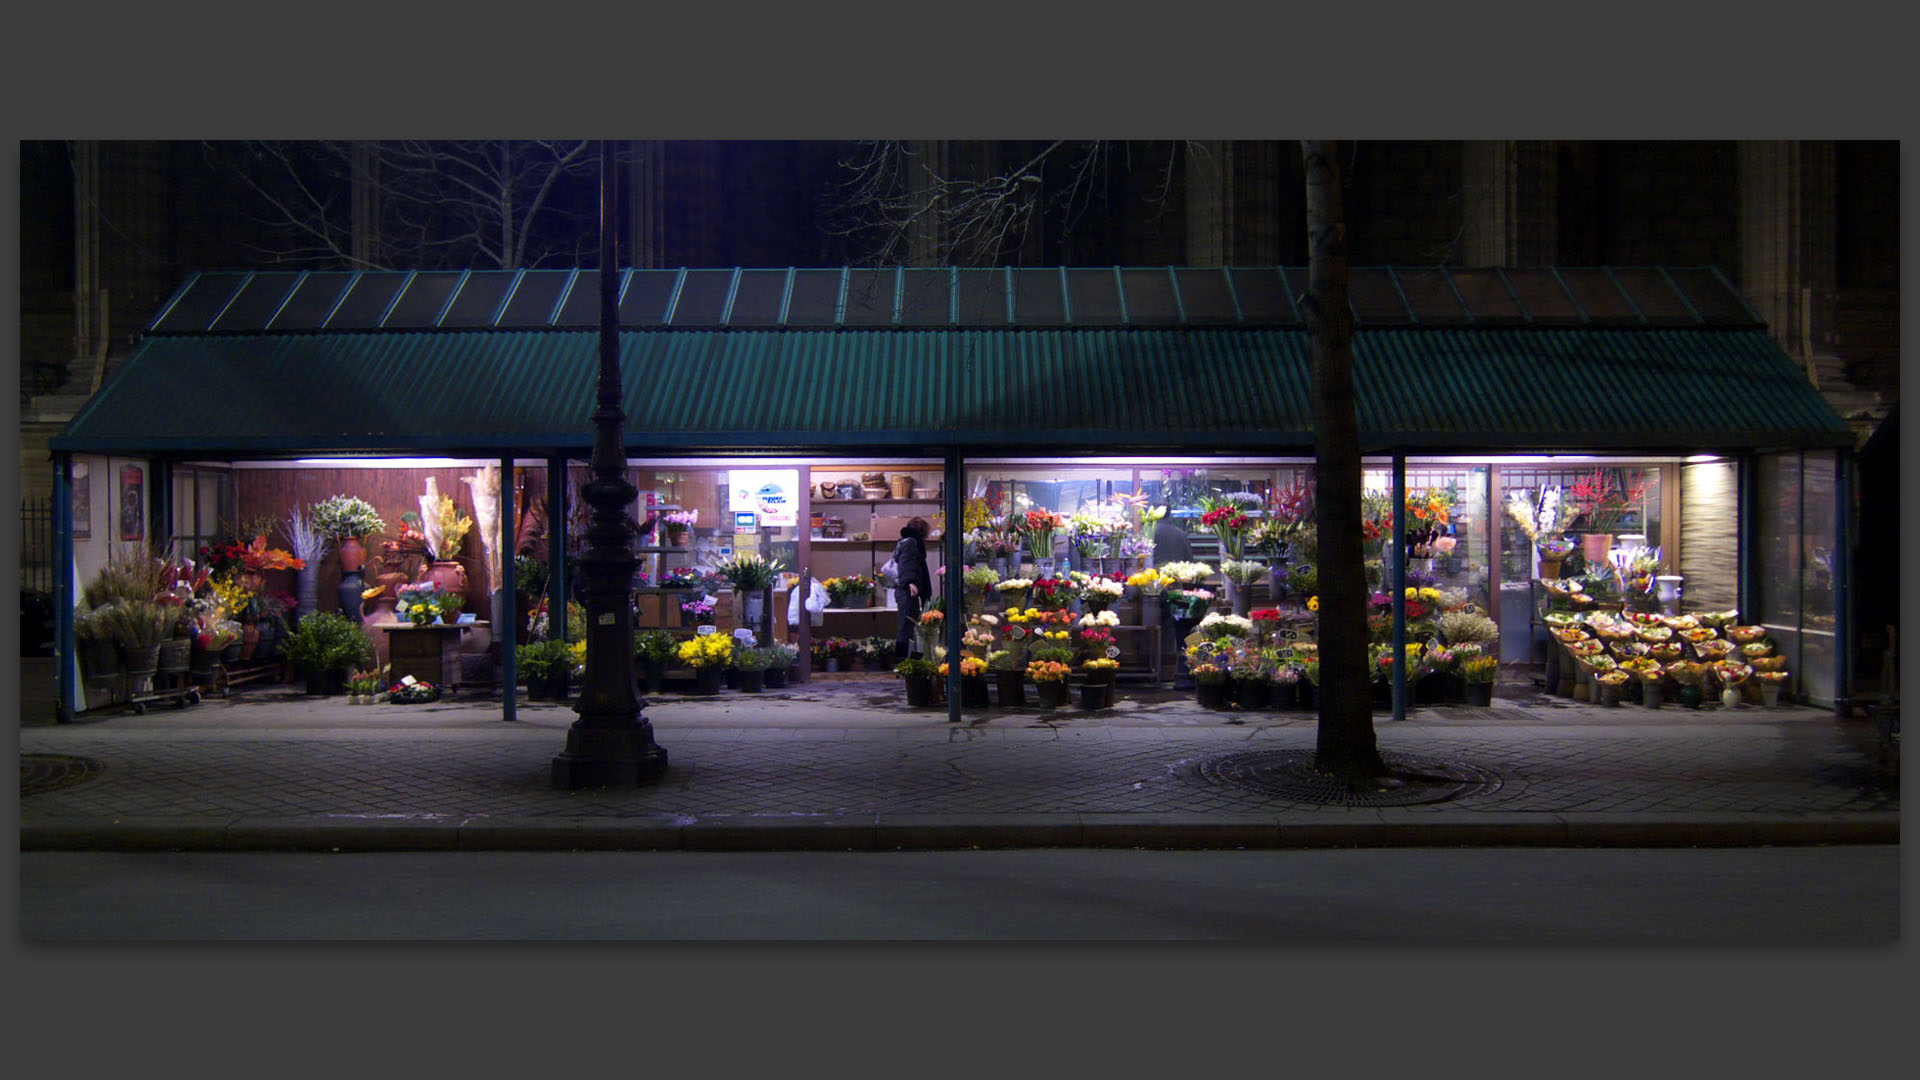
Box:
944 452 966 722
53 454 75 723
499 455 517 722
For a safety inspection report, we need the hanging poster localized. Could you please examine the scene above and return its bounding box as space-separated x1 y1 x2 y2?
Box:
70 460 91 540
118 464 144 541
728 469 799 527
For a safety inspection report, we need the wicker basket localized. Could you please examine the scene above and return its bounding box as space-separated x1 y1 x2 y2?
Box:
889 475 916 499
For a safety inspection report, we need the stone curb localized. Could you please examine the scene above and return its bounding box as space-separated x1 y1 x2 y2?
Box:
20 812 1898 853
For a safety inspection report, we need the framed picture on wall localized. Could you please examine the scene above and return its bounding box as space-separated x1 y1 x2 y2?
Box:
119 464 144 542
71 460 91 540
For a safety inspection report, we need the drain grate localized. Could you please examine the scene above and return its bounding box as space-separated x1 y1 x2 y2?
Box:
1198 748 1503 807
21 754 105 797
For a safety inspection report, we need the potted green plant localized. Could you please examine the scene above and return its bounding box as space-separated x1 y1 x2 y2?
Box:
438 590 465 623
633 629 676 693
765 642 799 688
716 554 784 628
283 611 372 695
311 495 386 572
823 574 874 609
894 656 940 707
731 646 775 693
515 639 572 700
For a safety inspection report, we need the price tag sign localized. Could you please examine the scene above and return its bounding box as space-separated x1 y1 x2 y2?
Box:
1009 625 1027 640
1280 629 1299 641
1104 646 1121 659
696 624 717 636
598 613 616 626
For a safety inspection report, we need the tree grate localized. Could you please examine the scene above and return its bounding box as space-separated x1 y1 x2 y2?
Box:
21 754 105 797
1197 749 1503 807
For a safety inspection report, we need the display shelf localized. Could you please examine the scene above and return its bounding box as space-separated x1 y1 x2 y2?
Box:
813 498 942 506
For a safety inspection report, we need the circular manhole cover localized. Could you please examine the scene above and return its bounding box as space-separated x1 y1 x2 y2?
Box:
1198 748 1502 807
21 754 105 796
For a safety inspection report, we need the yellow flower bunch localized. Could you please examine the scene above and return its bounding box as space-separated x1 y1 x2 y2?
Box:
1004 609 1034 625
1082 657 1119 673
1040 629 1071 643
963 497 993 532
567 639 587 670
675 634 733 668
1127 569 1173 591
211 575 255 617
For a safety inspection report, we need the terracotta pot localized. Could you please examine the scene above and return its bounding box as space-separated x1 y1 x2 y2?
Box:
1581 533 1614 565
418 559 469 596
337 536 368 574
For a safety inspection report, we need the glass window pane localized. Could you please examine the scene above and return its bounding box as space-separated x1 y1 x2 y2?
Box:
1800 451 1838 704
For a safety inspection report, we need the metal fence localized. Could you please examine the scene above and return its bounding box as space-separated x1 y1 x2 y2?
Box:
21 498 54 595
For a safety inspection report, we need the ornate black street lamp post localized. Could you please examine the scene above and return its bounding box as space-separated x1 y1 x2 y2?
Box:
551 140 668 788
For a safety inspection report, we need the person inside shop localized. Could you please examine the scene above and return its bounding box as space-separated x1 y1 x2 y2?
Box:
890 516 934 660
1152 515 1195 683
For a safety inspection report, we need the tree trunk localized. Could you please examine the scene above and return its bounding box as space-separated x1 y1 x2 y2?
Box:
1301 140 1385 781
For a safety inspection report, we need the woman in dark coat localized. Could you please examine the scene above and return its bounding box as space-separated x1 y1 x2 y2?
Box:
891 516 934 660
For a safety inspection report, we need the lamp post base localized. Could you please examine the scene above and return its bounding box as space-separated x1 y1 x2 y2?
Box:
551 725 669 788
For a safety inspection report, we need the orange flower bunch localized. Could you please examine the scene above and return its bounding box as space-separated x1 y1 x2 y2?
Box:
1025 659 1071 683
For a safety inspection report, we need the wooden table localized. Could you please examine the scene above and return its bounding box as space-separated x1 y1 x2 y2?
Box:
384 622 483 687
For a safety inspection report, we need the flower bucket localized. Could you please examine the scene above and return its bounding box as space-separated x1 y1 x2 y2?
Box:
1232 678 1270 710
1035 680 1069 709
1270 680 1299 710
1463 681 1494 706
903 674 935 707
1538 557 1564 580
1642 681 1663 708
994 669 1027 707
1195 681 1231 711
1760 683 1781 707
1078 681 1114 710
692 667 723 696
739 668 765 693
961 676 992 708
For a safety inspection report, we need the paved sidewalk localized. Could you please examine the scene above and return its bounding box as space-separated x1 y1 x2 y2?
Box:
18 681 1899 852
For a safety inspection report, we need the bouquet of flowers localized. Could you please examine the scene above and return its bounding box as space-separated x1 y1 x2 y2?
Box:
387 677 441 704
1126 569 1173 595
395 581 444 621
1017 509 1066 563
1166 587 1214 619
660 508 700 543
1028 576 1074 608
963 565 1002 592
823 575 875 603
1197 612 1254 640
945 656 989 679
1156 561 1213 586
1078 577 1125 606
1068 513 1114 558
1197 496 1254 559
1077 609 1121 630
1566 468 1649 534
679 595 717 623
676 633 733 669
1025 659 1072 684
1219 559 1266 586
1082 657 1119 681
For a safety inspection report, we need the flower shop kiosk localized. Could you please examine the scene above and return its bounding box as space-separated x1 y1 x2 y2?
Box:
47 265 1857 724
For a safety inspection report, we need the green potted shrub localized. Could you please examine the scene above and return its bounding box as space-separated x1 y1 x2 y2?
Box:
283 611 372 695
731 646 777 693
765 642 799 688
894 656 939 707
716 554 784 629
633 629 676 693
516 639 572 701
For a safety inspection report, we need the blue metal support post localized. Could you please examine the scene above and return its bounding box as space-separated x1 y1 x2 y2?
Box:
499 456 516 722
944 452 965 722
53 454 76 724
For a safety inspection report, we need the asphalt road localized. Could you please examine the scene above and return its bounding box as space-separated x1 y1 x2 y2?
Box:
20 846 1900 941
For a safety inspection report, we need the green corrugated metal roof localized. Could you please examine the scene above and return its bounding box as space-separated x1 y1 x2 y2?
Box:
53 323 1852 456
